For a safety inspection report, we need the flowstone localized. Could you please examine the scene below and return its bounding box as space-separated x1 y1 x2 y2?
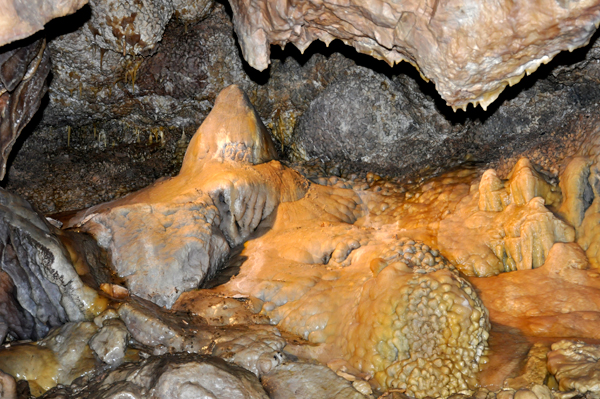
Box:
63 85 491 398
66 84 302 308
57 84 600 398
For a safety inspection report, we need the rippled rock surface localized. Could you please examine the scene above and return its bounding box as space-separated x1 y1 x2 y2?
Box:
0 188 106 341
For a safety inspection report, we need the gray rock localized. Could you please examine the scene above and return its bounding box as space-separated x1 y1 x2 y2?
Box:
0 269 35 342
82 0 213 56
262 362 367 399
40 353 270 399
80 199 230 308
292 66 452 176
0 188 104 340
0 36 50 179
292 39 600 179
89 318 129 366
118 296 286 376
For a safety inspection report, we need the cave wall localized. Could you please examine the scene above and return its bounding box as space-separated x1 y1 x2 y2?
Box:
1 2 600 214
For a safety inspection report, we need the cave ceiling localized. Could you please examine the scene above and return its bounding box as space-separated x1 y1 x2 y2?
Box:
229 0 600 110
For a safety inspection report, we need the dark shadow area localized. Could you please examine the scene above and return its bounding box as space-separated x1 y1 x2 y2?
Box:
45 4 91 42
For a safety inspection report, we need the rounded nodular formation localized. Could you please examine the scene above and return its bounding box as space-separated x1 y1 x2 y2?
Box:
341 238 489 397
238 234 491 398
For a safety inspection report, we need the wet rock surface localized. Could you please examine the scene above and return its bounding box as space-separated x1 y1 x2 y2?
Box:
0 35 50 180
39 353 270 399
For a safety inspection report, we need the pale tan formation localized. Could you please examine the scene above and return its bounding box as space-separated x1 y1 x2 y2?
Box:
228 0 600 109
559 130 600 269
0 0 88 46
443 158 572 276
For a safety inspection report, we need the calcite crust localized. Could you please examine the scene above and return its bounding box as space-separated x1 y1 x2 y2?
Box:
228 0 600 109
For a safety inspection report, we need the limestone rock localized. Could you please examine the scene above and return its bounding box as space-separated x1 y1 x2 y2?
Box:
76 198 230 308
10 4 600 208
479 170 508 212
83 0 214 56
439 164 574 276
215 185 489 397
548 341 600 394
180 85 278 172
89 318 129 367
66 85 305 307
39 353 270 399
229 0 600 108
262 361 367 399
38 322 99 385
506 158 561 208
505 343 550 389
173 291 269 326
0 269 35 343
118 296 286 376
290 66 452 173
558 157 594 229
0 36 50 180
0 321 99 396
468 243 600 339
84 0 173 56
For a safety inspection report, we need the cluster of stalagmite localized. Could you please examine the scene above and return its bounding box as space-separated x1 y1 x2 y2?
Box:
473 158 573 273
228 0 600 109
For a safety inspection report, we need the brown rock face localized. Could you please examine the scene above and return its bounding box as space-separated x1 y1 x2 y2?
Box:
0 36 50 180
0 0 87 47
228 0 600 109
